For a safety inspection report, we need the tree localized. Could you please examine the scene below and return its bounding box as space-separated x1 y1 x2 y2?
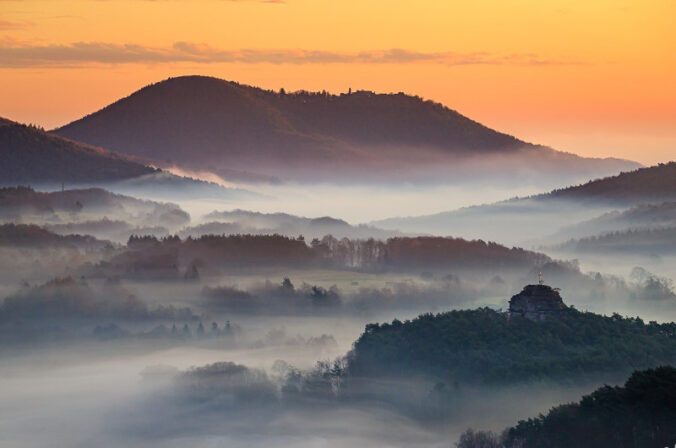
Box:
281 277 295 293
456 429 503 448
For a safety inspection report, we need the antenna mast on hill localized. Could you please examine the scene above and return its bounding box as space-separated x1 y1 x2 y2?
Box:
538 271 543 285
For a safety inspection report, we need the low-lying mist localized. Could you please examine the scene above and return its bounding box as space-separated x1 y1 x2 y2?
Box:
0 320 610 448
3 170 676 447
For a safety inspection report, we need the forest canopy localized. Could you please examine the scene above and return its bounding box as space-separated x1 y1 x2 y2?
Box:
459 366 676 448
348 308 676 385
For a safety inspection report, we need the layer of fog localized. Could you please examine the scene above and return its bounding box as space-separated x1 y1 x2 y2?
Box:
6 171 676 447
170 182 546 225
20 170 639 249
0 312 609 448
2 259 676 447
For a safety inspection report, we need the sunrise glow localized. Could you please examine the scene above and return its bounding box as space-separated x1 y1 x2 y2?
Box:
1 0 674 164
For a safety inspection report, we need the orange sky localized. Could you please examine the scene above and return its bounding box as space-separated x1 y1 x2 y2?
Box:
0 0 674 164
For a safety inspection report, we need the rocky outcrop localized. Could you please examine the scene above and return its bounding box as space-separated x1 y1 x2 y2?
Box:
509 284 568 321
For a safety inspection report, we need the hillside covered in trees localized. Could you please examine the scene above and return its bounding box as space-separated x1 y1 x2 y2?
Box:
0 118 156 185
372 162 676 244
458 366 676 448
0 186 189 228
348 308 676 385
54 76 636 183
548 200 676 243
189 209 400 240
100 234 550 279
0 223 108 250
544 162 676 204
556 226 676 255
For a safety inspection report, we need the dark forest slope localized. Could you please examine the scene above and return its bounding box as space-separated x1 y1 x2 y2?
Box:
497 366 676 448
348 308 676 385
0 119 156 185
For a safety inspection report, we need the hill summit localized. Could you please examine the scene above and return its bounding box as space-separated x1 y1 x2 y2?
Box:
509 283 569 320
54 75 638 183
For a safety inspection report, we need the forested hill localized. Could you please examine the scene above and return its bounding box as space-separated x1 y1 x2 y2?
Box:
555 226 676 255
347 308 676 385
100 234 550 279
543 161 676 204
0 118 156 185
54 76 637 182
371 162 675 243
497 366 676 448
0 223 107 249
0 186 189 227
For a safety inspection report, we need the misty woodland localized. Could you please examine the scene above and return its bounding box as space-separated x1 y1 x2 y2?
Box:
1 1 675 447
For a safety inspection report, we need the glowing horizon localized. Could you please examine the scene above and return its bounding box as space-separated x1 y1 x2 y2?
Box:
1 0 674 165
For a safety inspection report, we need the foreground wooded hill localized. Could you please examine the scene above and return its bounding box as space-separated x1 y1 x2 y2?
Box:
459 366 676 448
348 308 676 385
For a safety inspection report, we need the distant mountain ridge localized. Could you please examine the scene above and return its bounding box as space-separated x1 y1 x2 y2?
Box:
181 209 402 240
548 201 676 242
545 161 676 203
0 186 190 228
372 162 676 244
54 75 638 183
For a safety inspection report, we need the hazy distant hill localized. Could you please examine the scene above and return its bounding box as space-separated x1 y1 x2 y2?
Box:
184 209 402 240
0 186 190 229
373 163 676 244
0 223 108 250
0 118 155 185
548 201 676 242
54 75 638 183
546 162 676 204
554 227 676 255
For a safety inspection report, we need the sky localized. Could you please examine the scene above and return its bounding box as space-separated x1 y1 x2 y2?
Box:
0 0 674 165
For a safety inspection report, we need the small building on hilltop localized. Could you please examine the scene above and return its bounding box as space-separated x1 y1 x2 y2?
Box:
509 279 569 321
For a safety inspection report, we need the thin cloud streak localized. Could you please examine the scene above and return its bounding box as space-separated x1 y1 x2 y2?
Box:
0 18 31 30
0 40 585 68
139 0 286 3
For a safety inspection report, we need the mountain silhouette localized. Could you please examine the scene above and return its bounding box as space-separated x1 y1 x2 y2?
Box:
0 118 155 185
54 75 638 183
0 117 260 200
